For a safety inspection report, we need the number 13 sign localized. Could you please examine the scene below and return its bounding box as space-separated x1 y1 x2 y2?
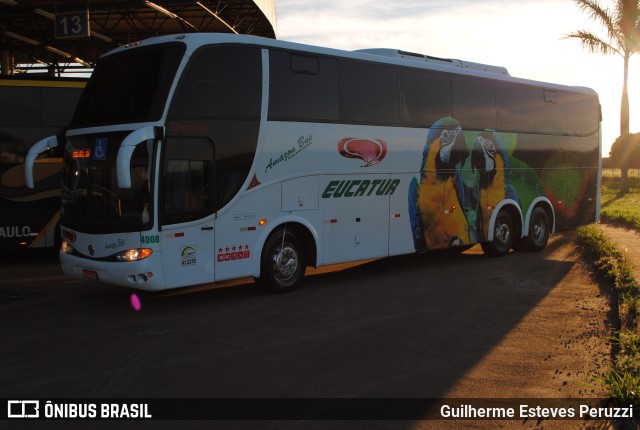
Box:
55 11 90 39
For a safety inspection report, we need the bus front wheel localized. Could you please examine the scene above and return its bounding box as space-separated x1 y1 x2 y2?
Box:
481 210 514 257
258 229 305 293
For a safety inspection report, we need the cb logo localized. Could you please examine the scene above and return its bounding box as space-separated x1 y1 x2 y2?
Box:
7 400 39 418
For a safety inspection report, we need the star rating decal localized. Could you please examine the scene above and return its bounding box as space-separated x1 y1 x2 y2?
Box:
217 243 251 263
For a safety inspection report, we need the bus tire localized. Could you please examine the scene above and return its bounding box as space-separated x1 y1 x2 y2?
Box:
258 229 305 293
522 207 550 252
481 209 514 257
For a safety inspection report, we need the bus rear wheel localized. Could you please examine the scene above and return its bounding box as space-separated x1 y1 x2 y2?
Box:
481 210 514 257
522 207 550 252
258 229 305 293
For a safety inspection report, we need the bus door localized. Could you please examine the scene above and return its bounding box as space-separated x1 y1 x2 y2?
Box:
160 137 216 288
322 174 390 264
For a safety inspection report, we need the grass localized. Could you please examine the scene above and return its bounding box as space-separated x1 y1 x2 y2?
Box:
601 169 640 229
601 369 640 406
606 329 640 407
577 224 640 408
578 169 640 409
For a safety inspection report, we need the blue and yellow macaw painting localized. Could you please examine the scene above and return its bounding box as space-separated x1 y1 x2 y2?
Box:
408 116 596 251
409 117 470 250
470 131 519 241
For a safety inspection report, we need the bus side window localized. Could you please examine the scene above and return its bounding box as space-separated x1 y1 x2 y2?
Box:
452 76 496 131
400 68 452 127
269 50 339 122
164 160 185 217
0 86 41 163
338 59 400 126
495 82 540 133
537 90 565 134
217 153 254 207
162 138 215 225
42 87 83 126
565 92 599 136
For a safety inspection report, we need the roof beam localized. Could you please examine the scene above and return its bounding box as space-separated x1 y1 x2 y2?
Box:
196 1 237 34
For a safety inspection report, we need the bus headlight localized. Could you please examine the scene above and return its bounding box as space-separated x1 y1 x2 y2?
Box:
116 248 153 262
61 240 74 254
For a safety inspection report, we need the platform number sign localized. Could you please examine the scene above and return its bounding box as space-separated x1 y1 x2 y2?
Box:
55 11 90 39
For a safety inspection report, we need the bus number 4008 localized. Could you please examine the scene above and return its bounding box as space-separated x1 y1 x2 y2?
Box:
141 235 160 244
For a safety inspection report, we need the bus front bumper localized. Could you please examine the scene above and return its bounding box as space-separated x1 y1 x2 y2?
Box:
60 251 165 291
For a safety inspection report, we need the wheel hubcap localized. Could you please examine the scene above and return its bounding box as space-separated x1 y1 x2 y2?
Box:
533 224 542 242
533 221 545 243
496 222 510 246
273 245 298 281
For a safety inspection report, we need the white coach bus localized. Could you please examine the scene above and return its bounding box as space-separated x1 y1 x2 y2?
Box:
25 34 601 292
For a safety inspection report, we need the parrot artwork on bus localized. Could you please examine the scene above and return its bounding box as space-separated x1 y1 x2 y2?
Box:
409 118 525 252
470 130 519 242
408 117 471 251
407 105 598 257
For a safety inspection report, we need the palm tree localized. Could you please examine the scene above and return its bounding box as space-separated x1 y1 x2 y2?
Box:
565 0 640 193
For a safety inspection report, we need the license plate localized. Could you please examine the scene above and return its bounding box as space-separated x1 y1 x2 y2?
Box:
82 269 99 281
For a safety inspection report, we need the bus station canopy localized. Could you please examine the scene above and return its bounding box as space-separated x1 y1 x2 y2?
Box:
0 0 277 74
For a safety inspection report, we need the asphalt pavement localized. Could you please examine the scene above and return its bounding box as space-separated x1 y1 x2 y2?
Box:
0 232 616 429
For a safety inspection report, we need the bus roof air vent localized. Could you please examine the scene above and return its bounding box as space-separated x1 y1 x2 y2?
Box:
355 48 510 76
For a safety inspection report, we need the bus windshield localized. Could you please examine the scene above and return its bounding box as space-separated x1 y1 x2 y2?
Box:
61 132 154 233
71 43 185 128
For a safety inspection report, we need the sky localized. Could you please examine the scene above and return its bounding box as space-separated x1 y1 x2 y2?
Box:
275 0 639 158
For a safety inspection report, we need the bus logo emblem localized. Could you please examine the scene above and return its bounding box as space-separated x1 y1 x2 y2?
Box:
338 138 387 167
181 246 196 266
